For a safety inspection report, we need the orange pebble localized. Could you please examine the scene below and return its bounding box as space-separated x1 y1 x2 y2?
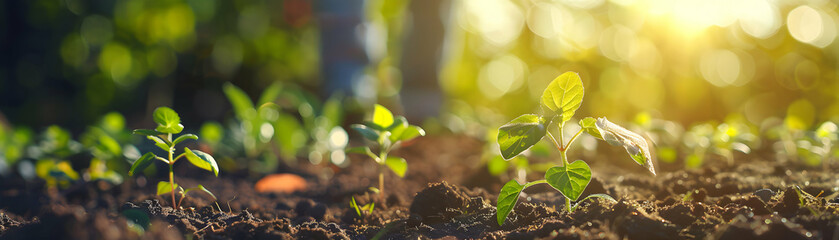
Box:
255 173 308 193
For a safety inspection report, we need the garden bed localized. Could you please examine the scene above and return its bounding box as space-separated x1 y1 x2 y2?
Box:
1 135 837 239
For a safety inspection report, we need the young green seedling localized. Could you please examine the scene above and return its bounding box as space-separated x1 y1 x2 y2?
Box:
350 196 375 217
495 72 656 226
348 104 425 197
129 107 219 209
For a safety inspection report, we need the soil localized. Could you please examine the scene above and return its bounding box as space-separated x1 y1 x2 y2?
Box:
1 135 838 239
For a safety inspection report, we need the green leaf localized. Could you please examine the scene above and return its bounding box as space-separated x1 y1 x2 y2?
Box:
157 181 179 195
147 135 169 151
545 160 592 201
173 134 198 146
496 180 524 226
184 185 216 200
351 124 380 141
385 156 407 177
346 146 370 155
392 125 425 143
350 197 361 216
594 117 656 175
129 152 156 176
497 114 547 160
541 72 584 124
257 82 283 105
387 116 408 131
153 107 184 134
223 82 256 120
579 117 603 140
372 104 394 129
184 147 219 176
133 129 164 136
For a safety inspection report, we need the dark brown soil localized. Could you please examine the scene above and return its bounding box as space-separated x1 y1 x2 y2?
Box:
1 135 838 239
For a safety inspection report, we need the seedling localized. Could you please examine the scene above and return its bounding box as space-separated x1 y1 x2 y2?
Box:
348 104 425 197
350 196 375 217
495 72 655 226
129 107 219 209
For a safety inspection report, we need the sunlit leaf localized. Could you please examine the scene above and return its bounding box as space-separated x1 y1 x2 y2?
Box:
541 72 584 124
157 181 179 195
385 156 407 177
173 134 198 146
545 160 591 201
595 117 655 175
497 114 547 160
129 152 156 176
153 107 184 134
184 147 219 176
496 179 524 226
579 117 603 140
372 104 394 129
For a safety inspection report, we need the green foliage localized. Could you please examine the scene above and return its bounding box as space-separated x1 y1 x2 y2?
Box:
348 104 425 194
350 197 375 217
497 114 547 160
494 72 654 226
131 107 219 209
545 160 591 201
540 72 584 123
153 107 185 134
221 82 348 172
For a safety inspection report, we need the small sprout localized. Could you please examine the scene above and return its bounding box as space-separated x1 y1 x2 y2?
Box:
348 104 425 198
130 107 219 209
495 72 655 226
350 197 375 217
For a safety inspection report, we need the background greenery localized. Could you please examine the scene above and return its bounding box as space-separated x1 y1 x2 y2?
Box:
1 0 837 143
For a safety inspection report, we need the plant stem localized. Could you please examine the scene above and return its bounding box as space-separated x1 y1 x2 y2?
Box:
565 129 584 150
168 133 177 209
169 162 176 209
547 132 564 153
565 197 572 212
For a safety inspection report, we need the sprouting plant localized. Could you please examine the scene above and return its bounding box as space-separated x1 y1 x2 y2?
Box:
129 107 219 209
33 125 83 189
223 82 284 171
348 104 425 197
495 72 655 226
80 112 135 184
796 121 837 167
350 196 375 217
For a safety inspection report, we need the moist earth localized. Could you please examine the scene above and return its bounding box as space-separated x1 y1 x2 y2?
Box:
0 135 837 239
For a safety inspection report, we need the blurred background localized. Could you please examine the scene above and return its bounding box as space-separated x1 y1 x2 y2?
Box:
0 0 837 144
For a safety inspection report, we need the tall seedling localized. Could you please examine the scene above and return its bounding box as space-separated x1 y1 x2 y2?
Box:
495 72 656 226
130 107 219 209
348 104 425 197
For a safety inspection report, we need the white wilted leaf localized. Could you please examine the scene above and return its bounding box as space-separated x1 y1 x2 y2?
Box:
595 117 656 175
